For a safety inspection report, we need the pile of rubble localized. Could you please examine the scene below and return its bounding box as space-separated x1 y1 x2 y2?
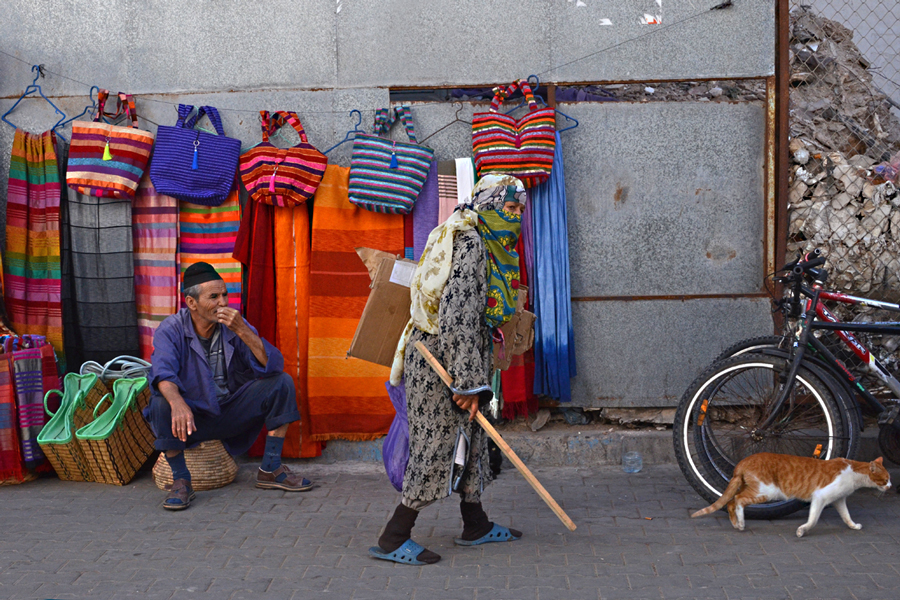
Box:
787 6 900 301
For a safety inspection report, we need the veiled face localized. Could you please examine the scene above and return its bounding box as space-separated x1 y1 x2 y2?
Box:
503 201 524 216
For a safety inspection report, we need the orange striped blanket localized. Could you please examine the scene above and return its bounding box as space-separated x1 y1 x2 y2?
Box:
306 165 403 441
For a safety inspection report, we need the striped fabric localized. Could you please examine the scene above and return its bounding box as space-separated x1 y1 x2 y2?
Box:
239 111 327 208
179 192 242 312
273 204 321 458
10 343 58 469
472 80 556 188
0 355 24 483
307 165 403 441
436 160 458 224
66 92 154 200
4 130 64 368
132 176 180 361
348 106 434 215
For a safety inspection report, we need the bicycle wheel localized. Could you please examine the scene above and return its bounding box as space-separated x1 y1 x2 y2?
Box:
674 353 851 519
718 337 863 461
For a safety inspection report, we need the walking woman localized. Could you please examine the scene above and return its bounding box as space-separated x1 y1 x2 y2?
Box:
371 175 526 565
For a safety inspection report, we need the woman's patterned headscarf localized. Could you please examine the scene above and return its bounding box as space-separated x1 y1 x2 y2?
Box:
468 175 526 328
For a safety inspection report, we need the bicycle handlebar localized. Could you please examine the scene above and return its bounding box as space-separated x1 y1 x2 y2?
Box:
792 256 827 274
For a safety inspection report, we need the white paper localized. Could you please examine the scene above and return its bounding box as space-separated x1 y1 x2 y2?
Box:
389 261 416 287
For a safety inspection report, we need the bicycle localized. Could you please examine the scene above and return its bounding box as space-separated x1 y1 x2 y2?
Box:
673 249 900 518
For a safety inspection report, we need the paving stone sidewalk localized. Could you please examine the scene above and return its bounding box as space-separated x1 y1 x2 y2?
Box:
2 462 900 600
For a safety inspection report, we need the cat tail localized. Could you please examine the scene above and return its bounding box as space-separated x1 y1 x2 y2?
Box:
691 474 743 518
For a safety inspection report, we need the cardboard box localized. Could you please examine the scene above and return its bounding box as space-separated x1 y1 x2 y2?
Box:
348 256 416 367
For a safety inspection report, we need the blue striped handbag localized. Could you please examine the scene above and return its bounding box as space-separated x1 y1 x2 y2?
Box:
348 106 434 214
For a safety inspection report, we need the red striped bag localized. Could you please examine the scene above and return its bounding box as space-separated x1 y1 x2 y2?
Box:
66 91 154 200
472 80 556 188
239 111 327 207
347 106 434 215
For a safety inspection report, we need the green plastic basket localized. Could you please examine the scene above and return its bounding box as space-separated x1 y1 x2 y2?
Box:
75 377 154 486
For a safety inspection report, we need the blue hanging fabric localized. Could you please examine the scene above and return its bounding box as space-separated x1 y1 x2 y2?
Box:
530 132 576 401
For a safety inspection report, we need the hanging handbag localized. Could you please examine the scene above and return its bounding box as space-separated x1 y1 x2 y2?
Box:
149 104 241 206
239 111 327 207
348 106 434 215
66 91 154 200
472 80 556 188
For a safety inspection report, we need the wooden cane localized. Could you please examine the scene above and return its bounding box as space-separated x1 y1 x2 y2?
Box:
414 341 577 532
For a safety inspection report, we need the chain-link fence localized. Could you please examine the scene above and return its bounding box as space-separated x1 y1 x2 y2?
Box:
786 1 900 298
784 2 900 381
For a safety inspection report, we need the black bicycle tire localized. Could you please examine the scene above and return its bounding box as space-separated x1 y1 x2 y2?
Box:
715 335 790 363
674 353 850 520
719 339 863 462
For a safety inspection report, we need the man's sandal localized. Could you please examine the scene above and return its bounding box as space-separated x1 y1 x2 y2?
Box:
453 523 520 546
368 539 436 565
163 478 196 511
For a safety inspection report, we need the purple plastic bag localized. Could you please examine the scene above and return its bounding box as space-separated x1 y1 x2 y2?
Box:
383 380 409 492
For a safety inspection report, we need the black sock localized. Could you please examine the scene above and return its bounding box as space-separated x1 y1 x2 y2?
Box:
165 452 190 483
459 500 493 541
260 435 285 473
378 504 440 564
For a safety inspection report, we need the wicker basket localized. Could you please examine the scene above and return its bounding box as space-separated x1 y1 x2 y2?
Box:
76 378 154 486
37 373 109 482
152 440 238 491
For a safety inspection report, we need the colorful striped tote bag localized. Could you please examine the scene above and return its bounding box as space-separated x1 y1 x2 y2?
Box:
348 106 434 215
66 91 155 199
472 80 556 188
239 111 327 207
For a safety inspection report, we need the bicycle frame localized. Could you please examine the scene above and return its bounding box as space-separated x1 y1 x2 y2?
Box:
756 282 900 431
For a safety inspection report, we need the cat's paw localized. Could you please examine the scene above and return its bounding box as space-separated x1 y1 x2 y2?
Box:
850 523 862 530
796 526 807 538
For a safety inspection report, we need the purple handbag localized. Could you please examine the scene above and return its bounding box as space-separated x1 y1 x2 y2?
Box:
383 381 409 492
149 104 241 206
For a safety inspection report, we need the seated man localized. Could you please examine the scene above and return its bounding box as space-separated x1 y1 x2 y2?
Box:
147 261 312 510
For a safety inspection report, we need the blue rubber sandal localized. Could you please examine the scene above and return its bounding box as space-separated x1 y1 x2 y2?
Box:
454 523 520 546
368 539 428 565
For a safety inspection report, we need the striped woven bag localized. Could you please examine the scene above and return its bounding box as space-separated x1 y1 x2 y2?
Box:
239 111 327 207
472 80 556 188
66 91 154 200
348 106 434 215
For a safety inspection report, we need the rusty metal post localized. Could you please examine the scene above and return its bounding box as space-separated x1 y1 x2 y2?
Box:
772 0 791 333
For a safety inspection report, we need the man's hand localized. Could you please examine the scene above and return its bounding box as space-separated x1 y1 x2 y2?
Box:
170 398 196 442
452 393 479 422
216 307 247 334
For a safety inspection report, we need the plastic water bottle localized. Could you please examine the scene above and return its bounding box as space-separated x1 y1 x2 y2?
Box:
622 451 643 473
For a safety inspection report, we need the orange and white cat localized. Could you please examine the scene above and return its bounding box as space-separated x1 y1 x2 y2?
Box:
692 453 891 537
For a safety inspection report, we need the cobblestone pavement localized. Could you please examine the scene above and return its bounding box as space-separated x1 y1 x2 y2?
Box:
2 462 900 600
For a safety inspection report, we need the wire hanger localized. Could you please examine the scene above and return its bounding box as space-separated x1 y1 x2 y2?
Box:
54 85 102 141
556 108 578 133
418 103 471 145
2 65 67 132
323 109 363 154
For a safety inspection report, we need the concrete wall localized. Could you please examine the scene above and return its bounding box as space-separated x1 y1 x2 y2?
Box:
1 0 777 407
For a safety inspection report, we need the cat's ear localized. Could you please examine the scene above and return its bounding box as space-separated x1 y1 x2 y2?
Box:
874 457 884 465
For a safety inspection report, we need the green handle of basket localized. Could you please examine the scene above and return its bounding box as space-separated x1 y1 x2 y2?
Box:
93 393 112 419
43 389 63 417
